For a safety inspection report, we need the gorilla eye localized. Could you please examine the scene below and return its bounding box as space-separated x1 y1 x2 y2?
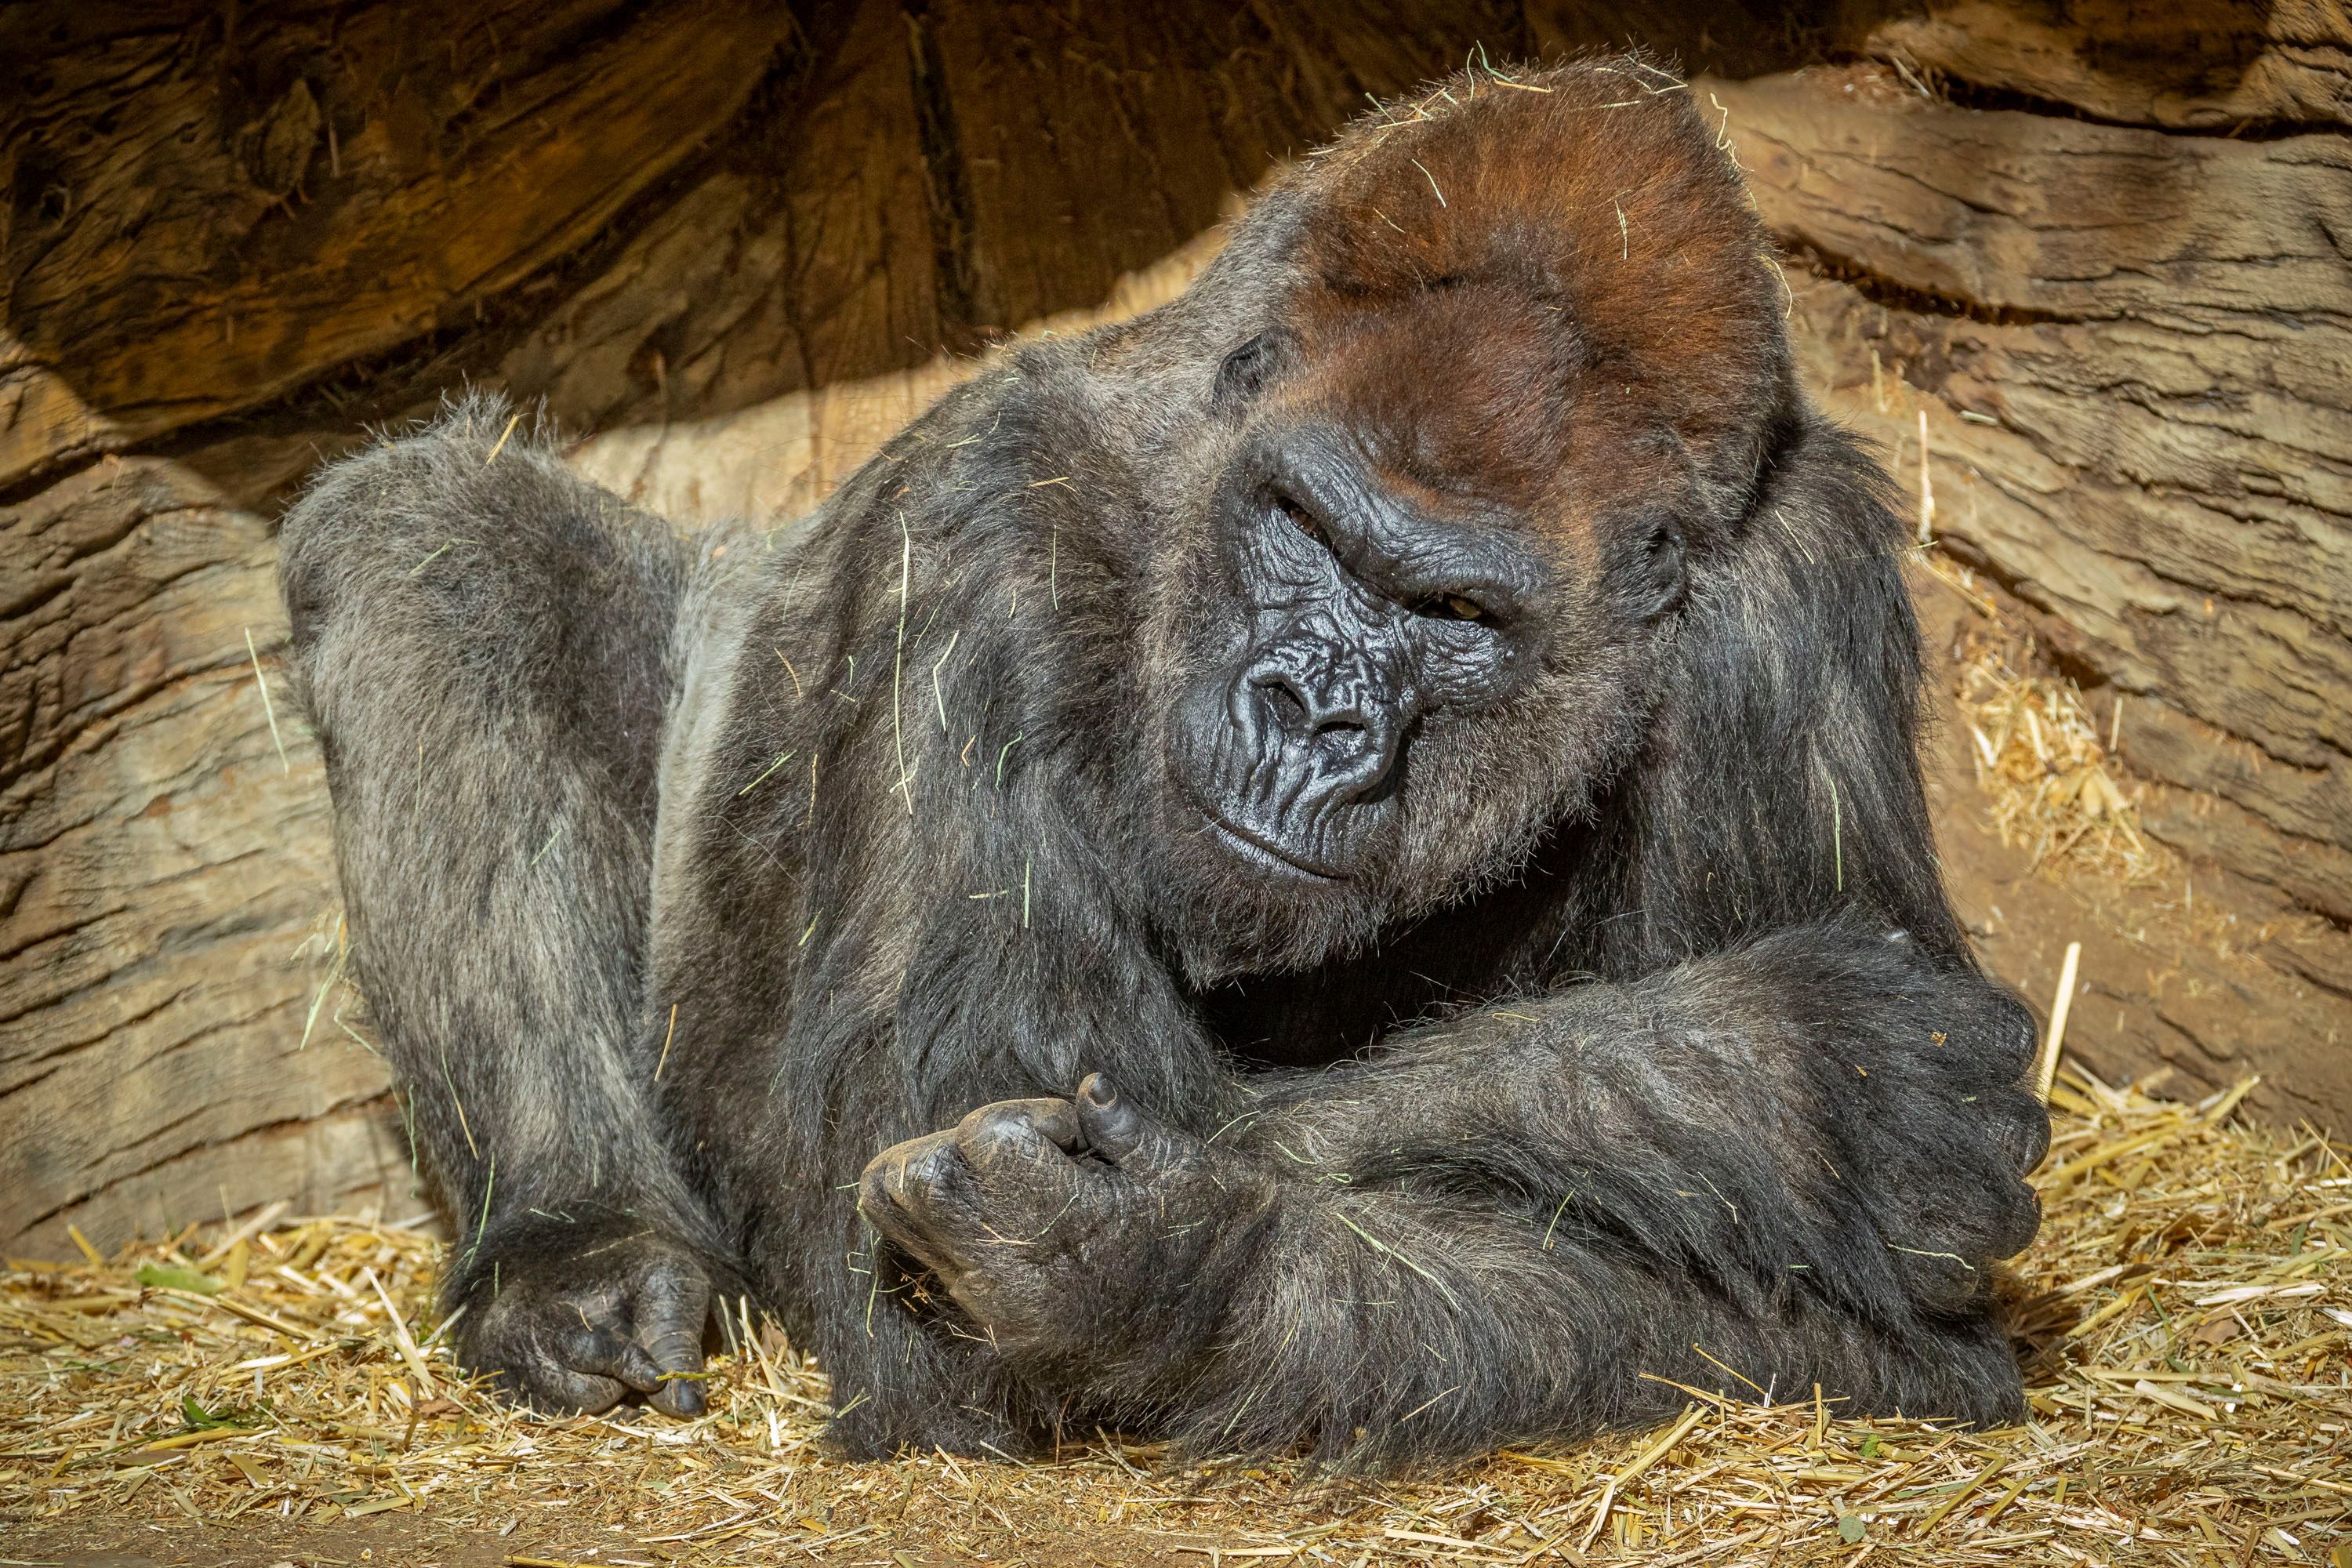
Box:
1415 593 1487 622
1274 492 1333 551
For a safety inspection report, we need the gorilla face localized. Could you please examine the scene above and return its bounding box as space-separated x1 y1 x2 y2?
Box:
1146 302 1702 978
1171 419 1546 883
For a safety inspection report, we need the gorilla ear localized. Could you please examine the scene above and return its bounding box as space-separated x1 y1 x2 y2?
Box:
1613 510 1689 622
1644 521 1690 620
1212 328 1294 412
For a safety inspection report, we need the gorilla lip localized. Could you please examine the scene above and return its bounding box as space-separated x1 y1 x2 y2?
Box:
1207 814 1350 881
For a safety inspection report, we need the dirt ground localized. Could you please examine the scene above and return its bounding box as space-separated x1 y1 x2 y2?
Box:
2 1510 1196 1566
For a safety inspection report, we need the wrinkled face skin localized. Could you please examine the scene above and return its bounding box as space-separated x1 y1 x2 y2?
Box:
1174 413 1543 880
1146 294 1701 980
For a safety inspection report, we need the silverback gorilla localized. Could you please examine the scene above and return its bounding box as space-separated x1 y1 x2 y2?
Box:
281 57 2049 1468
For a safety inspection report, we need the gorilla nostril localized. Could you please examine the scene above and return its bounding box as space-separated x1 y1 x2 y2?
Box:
1254 674 1310 731
1250 672 1374 745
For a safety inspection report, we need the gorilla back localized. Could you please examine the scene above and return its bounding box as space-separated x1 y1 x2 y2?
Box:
282 56 2049 1468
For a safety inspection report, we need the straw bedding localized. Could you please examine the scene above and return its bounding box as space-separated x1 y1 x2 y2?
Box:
4 1068 2346 1565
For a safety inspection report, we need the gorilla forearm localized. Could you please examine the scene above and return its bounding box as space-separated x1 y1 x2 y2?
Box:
1172 1187 2022 1466
1240 916 2049 1323
857 1065 2028 1466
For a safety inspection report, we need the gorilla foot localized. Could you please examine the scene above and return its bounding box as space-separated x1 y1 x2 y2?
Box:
452 1224 713 1418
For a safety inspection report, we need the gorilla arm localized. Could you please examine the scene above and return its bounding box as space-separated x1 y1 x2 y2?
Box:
858 914 2047 1465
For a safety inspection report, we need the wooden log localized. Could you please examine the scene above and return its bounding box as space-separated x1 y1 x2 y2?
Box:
0 0 797 487
0 456 411 1257
1867 0 2352 129
1708 65 2352 888
495 0 946 435
498 0 1552 441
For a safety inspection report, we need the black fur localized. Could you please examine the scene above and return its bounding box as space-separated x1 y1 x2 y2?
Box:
280 59 2047 1469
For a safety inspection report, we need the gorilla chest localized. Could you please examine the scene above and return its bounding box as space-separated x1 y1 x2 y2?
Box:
1188 951 1482 1071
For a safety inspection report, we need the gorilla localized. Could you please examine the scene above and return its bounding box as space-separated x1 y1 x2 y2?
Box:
280 56 2049 1468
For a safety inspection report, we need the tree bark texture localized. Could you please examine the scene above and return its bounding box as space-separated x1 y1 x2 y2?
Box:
1705 49 2352 1127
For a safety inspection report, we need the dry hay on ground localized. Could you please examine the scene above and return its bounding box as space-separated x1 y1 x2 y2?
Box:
4 1069 2347 1566
1922 557 2157 888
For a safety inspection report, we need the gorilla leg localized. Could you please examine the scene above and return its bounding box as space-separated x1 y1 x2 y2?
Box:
281 398 728 1414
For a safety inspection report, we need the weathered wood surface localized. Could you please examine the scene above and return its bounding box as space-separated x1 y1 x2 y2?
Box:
0 0 799 488
1915 578 2352 1133
494 0 1557 440
1870 0 2352 128
1711 67 2352 872
1 459 408 1257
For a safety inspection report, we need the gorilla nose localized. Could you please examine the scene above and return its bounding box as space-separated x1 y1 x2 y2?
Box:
1247 668 1401 801
1252 670 1370 743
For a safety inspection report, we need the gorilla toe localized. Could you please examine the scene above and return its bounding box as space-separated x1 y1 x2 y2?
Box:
454 1228 713 1419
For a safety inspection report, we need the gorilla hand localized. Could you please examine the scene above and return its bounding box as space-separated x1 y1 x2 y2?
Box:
858 1075 1274 1391
1825 939 2052 1311
447 1212 713 1418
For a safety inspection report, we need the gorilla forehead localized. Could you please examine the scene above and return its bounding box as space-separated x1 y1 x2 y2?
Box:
1163 63 1792 553
1286 281 1584 514
1290 67 1780 400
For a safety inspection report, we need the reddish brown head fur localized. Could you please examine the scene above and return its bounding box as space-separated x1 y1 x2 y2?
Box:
1266 56 1786 553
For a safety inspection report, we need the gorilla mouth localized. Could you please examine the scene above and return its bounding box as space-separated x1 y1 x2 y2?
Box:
1207 814 1351 881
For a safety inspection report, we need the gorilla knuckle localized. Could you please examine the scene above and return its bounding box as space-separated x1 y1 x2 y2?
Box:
1986 1085 2053 1176
956 1106 1034 1162
1987 993 2040 1079
1989 1181 2044 1260
956 1101 1074 1171
868 1132 969 1218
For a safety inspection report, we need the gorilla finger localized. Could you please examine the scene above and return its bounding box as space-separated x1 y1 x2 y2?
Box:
862 1131 966 1216
1991 1092 2052 1177
1986 1184 2044 1261
630 1256 712 1344
607 1338 670 1395
642 1329 710 1418
648 1368 707 1419
1075 1074 1188 1174
514 1359 627 1416
547 1320 637 1381
632 1290 713 1419
603 1333 706 1417
859 1134 982 1264
954 1098 1083 1167
1076 1073 1144 1160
